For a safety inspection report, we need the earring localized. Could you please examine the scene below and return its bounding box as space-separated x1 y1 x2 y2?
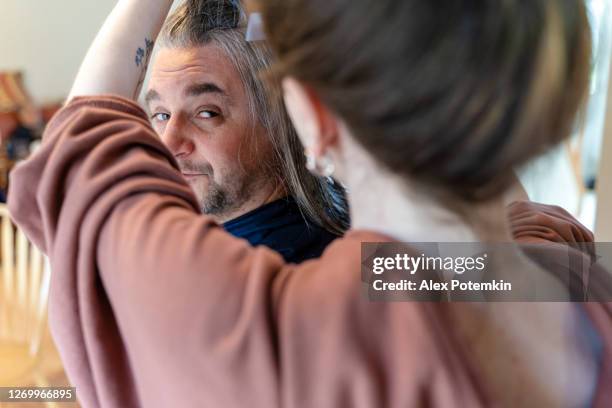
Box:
305 149 335 177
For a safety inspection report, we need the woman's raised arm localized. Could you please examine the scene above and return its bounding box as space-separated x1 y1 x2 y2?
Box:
68 0 174 100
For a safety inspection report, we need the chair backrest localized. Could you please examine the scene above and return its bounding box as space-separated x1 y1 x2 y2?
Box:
0 203 50 357
0 71 31 112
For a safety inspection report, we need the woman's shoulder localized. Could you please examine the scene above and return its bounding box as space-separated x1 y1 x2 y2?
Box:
281 233 485 407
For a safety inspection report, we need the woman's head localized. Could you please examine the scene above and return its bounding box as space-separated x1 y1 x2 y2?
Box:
259 0 591 200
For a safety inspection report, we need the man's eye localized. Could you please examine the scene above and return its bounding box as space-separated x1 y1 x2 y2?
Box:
151 113 170 122
197 110 219 119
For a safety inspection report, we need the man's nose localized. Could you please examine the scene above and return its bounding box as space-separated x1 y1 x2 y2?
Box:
160 115 195 158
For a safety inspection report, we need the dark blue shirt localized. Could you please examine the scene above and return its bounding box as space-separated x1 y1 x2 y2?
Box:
223 197 339 263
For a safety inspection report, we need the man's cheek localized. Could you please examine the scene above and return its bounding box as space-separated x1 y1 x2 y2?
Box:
209 163 232 186
186 175 210 199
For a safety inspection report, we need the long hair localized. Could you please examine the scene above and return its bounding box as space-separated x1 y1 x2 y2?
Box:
159 0 349 235
260 0 592 201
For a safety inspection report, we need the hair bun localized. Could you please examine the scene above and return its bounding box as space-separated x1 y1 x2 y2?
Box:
185 0 243 30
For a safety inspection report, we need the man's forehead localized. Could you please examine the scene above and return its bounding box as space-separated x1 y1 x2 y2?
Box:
151 45 235 79
147 46 241 99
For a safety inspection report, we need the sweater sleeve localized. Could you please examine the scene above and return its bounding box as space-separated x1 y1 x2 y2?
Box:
507 200 594 242
506 200 595 261
7 95 289 408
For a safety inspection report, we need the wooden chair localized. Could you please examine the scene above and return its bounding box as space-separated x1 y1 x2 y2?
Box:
0 72 31 113
0 204 50 385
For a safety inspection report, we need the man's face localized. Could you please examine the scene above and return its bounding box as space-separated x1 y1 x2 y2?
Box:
146 45 275 221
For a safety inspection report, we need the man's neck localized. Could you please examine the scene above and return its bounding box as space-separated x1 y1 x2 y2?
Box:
213 182 287 224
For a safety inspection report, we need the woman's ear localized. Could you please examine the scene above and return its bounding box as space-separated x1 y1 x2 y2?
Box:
282 77 339 156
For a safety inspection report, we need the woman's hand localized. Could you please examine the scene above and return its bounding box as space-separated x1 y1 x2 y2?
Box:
68 0 175 101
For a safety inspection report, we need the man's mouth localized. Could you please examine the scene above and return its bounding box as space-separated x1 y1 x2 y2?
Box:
181 172 210 180
179 162 213 179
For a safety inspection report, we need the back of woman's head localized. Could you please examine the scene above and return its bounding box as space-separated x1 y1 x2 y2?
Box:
259 0 592 200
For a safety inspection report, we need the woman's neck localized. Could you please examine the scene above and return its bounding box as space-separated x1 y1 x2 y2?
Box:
343 148 513 243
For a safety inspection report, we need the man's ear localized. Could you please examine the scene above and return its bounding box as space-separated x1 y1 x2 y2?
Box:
282 77 339 155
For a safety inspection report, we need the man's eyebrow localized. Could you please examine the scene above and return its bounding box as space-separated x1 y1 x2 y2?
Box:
184 82 227 98
144 89 160 105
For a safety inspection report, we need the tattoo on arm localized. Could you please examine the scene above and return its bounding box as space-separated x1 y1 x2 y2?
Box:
134 38 155 99
135 38 153 67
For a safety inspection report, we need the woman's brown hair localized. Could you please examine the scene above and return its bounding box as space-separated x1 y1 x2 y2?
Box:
259 0 592 200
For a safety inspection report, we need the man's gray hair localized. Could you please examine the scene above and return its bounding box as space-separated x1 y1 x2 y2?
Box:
159 0 349 235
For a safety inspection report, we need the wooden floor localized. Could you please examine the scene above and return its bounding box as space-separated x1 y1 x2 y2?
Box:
0 325 79 408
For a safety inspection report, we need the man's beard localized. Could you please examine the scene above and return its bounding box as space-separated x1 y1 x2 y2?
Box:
200 177 251 217
178 159 263 218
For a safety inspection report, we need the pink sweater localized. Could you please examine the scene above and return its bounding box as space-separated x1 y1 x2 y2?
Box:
8 96 611 407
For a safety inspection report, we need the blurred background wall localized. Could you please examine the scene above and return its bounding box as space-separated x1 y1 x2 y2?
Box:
0 0 116 104
0 0 611 233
